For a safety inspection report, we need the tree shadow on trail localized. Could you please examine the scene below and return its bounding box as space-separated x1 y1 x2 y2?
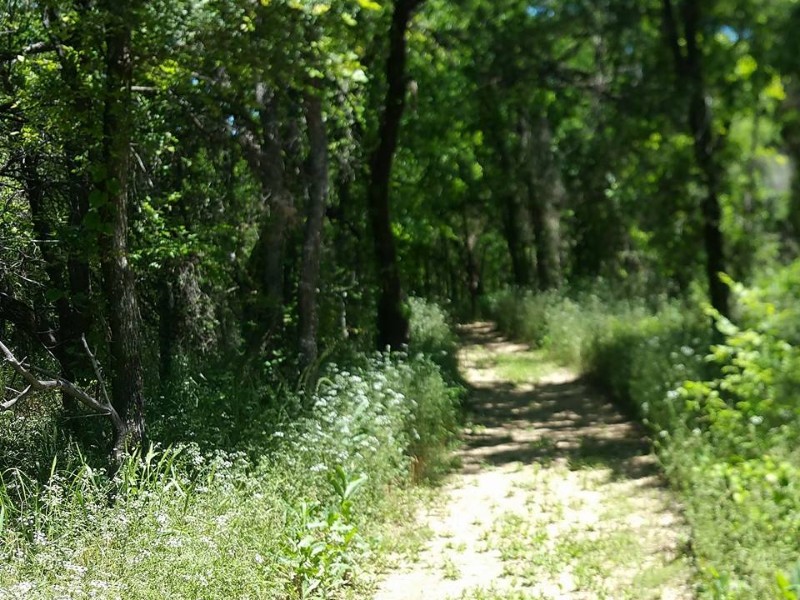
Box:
457 323 661 484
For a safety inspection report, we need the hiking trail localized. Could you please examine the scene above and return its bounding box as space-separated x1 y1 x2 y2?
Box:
372 322 695 600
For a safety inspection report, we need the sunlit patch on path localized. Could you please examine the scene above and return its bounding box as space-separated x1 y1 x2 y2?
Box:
372 322 695 600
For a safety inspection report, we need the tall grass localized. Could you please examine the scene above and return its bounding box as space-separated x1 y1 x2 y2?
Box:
0 346 461 598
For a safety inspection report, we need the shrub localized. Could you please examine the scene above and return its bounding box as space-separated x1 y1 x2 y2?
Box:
407 297 459 381
666 268 800 597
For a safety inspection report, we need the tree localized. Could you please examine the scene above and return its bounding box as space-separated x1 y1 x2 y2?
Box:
96 0 147 454
298 88 329 367
662 0 730 318
366 0 423 351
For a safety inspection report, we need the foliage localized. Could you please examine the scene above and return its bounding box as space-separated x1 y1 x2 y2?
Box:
407 296 460 381
667 265 800 598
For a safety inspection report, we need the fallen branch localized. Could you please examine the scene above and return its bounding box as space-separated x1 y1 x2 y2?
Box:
81 334 112 408
0 338 126 446
1 384 32 410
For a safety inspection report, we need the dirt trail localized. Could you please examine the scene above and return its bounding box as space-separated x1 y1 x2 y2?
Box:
372 322 695 600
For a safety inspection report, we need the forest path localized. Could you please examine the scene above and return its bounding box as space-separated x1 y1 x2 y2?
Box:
372 322 695 600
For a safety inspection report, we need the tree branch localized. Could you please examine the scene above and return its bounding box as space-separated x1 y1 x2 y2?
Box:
0 338 125 436
81 334 112 408
1 384 33 410
0 41 53 63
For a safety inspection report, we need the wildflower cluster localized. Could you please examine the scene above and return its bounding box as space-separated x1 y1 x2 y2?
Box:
0 348 460 599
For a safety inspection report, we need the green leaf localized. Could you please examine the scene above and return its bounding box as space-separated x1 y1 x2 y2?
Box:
735 55 758 79
343 473 367 501
355 0 381 10
83 210 102 231
764 76 787 102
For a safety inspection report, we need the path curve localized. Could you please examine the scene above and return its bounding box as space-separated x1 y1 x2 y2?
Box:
373 322 694 600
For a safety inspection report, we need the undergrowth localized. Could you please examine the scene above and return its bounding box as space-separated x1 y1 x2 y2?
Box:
407 296 460 383
0 300 462 599
485 278 800 599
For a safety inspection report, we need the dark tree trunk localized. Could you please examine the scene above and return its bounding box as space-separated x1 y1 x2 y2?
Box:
663 0 730 318
298 91 328 367
461 210 483 318
158 276 175 386
239 87 294 356
98 1 146 456
0 291 56 351
502 194 531 287
49 2 96 368
366 0 422 351
22 154 90 400
21 155 66 350
477 78 535 290
783 90 800 254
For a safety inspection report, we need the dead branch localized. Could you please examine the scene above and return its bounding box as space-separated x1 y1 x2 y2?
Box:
1 384 33 409
0 41 53 63
81 334 112 408
0 338 125 437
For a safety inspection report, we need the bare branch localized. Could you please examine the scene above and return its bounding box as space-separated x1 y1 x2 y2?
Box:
81 334 112 408
0 41 53 63
0 339 125 436
1 384 32 409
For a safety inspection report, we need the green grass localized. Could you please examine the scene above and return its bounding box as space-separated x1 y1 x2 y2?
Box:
475 348 562 385
0 351 461 599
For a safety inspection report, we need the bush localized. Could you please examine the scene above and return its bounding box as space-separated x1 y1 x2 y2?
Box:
665 267 800 597
407 297 459 381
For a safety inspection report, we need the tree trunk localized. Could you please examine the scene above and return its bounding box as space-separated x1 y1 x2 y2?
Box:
298 91 328 367
366 0 422 351
663 0 730 318
461 210 483 318
533 122 563 291
782 85 800 254
22 153 91 406
98 0 146 456
158 276 175 386
520 114 562 291
240 88 294 356
502 194 531 287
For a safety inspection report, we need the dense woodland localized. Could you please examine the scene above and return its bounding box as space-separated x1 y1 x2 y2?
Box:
2 0 800 598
